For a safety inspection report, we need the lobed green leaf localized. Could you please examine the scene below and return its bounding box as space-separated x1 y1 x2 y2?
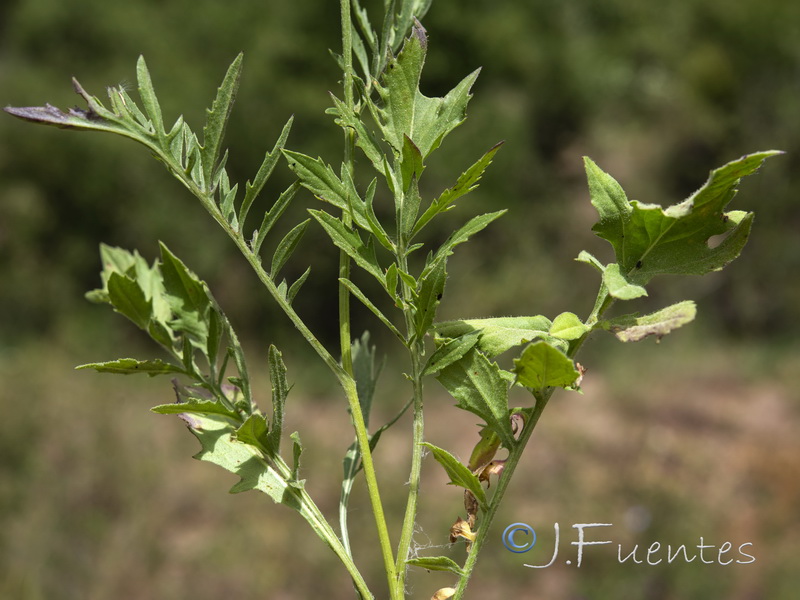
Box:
159 243 211 346
413 142 504 237
284 150 371 230
436 348 516 449
586 152 781 283
371 20 479 159
107 272 152 330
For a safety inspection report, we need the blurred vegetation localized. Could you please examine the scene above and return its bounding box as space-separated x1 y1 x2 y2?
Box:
1 0 799 348
1 0 798 599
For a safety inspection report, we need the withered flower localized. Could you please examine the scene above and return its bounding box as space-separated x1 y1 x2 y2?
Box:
477 459 506 488
450 516 477 551
431 587 456 600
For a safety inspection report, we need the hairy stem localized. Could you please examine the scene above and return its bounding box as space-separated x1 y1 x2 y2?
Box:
452 388 552 599
154 156 392 599
393 339 425 590
391 244 428 594
338 2 400 598
453 284 616 598
338 0 356 376
272 455 373 599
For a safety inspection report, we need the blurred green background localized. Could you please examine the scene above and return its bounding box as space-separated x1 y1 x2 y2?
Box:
1 0 798 599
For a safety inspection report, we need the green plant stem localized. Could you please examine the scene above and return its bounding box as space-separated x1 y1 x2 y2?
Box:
337 3 402 598
236 228 395 599
391 246 428 595
269 455 373 599
155 159 394 599
451 388 552 600
338 0 356 376
452 284 616 599
393 338 425 589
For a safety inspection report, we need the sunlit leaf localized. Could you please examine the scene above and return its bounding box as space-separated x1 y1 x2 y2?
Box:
514 341 579 390
436 348 515 449
586 152 781 282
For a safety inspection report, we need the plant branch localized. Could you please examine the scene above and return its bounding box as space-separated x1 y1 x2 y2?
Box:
451 388 551 599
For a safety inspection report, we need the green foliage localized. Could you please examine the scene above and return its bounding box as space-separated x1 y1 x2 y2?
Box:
421 442 488 510
2 1 783 599
586 152 779 283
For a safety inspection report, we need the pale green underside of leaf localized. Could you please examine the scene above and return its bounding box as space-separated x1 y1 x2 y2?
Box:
434 315 557 357
77 358 183 376
406 555 465 576
183 413 308 506
421 443 488 510
608 300 697 342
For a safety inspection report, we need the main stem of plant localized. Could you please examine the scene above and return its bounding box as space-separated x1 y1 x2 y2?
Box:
339 2 399 599
393 255 427 593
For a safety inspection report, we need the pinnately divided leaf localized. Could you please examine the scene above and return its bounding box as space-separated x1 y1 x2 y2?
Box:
413 142 504 237
284 150 371 231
